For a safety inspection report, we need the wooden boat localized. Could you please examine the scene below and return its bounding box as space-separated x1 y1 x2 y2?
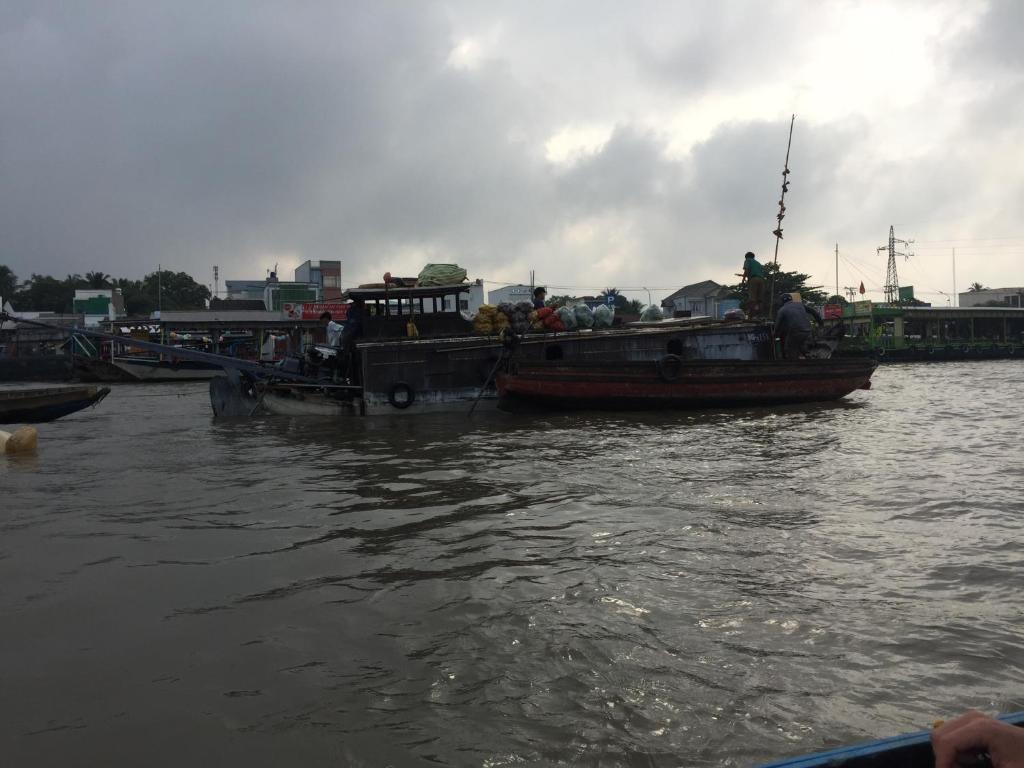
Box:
0 385 110 423
496 356 876 411
758 710 1024 767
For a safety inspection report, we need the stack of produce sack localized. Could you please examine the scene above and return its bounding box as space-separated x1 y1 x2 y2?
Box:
640 304 664 322
536 306 565 332
417 263 468 286
496 302 532 335
574 304 595 329
593 304 614 328
556 306 578 330
473 304 499 334
493 308 511 333
513 302 534 334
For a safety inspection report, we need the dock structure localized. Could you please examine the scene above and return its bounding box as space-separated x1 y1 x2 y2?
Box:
836 301 1024 361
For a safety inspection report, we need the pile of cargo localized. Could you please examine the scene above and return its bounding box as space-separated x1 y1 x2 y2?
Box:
472 302 615 335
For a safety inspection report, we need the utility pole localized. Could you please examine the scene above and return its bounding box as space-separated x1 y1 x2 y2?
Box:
878 225 914 303
213 265 219 300
952 248 957 307
835 243 839 300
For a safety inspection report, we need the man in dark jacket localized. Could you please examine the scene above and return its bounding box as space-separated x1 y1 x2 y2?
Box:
774 294 824 359
533 287 547 309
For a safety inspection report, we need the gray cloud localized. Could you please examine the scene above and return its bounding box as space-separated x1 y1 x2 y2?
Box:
0 1 1019 300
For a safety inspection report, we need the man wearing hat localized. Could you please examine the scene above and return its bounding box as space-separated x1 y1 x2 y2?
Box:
774 293 824 360
742 251 766 317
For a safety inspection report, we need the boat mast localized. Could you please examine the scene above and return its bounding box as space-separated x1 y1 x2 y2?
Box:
772 114 796 267
767 114 795 319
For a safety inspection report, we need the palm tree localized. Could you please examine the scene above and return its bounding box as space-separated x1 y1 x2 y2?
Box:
968 281 987 292
598 287 628 310
84 271 112 288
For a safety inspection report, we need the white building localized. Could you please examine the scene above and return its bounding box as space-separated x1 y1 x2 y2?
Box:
959 287 1024 308
440 279 485 316
73 289 125 327
660 280 735 319
487 284 534 306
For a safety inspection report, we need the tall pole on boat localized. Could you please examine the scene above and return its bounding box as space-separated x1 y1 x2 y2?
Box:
772 114 795 267
766 115 796 325
835 243 839 300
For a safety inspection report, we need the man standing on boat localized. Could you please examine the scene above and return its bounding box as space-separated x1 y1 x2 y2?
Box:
742 252 766 318
338 300 365 383
321 311 344 348
774 293 824 360
533 287 547 309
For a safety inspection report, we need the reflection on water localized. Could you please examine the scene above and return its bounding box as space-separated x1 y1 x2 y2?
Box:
2 362 1023 766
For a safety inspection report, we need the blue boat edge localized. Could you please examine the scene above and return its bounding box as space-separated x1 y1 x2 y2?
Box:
758 710 1024 767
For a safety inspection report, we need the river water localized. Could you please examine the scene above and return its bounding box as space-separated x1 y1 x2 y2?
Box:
2 361 1023 767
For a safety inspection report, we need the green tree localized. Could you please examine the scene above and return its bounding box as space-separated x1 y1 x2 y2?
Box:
727 262 828 306
15 274 77 312
141 269 211 311
825 294 849 306
84 271 112 288
545 294 577 308
114 278 155 316
625 298 645 313
0 265 17 302
968 281 987 292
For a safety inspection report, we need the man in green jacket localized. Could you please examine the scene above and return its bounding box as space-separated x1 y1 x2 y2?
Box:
742 251 766 318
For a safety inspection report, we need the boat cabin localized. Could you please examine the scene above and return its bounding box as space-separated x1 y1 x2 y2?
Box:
345 283 474 340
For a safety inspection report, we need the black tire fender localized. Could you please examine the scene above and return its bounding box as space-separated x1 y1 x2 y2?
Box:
388 381 415 409
656 354 683 382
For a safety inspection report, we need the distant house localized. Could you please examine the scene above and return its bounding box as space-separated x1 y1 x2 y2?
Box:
73 289 125 327
959 287 1024 308
488 284 534 306
660 280 736 319
294 260 343 300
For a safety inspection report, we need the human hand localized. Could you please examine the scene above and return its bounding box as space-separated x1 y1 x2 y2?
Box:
932 710 1024 768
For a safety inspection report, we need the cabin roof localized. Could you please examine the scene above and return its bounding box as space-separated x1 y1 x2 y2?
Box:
344 283 471 301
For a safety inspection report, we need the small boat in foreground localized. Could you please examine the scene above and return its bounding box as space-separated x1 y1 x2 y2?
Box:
497 356 876 411
0 385 110 423
758 710 1024 767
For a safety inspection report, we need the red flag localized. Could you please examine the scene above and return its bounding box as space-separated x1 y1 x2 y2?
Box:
859 281 865 295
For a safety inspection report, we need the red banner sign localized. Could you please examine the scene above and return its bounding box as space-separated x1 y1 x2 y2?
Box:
283 302 349 320
824 304 843 319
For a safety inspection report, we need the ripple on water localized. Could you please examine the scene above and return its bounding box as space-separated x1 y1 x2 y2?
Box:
1 367 1023 765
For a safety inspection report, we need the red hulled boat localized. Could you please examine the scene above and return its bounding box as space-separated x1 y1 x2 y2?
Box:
496 356 876 411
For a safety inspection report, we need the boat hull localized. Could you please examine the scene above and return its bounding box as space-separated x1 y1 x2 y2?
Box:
112 358 225 382
497 358 876 410
0 385 110 423
759 710 1024 767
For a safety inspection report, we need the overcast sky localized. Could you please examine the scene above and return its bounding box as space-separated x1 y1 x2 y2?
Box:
2 0 1021 304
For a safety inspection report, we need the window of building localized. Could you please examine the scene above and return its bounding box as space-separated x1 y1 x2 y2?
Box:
323 276 340 288
460 300 468 310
